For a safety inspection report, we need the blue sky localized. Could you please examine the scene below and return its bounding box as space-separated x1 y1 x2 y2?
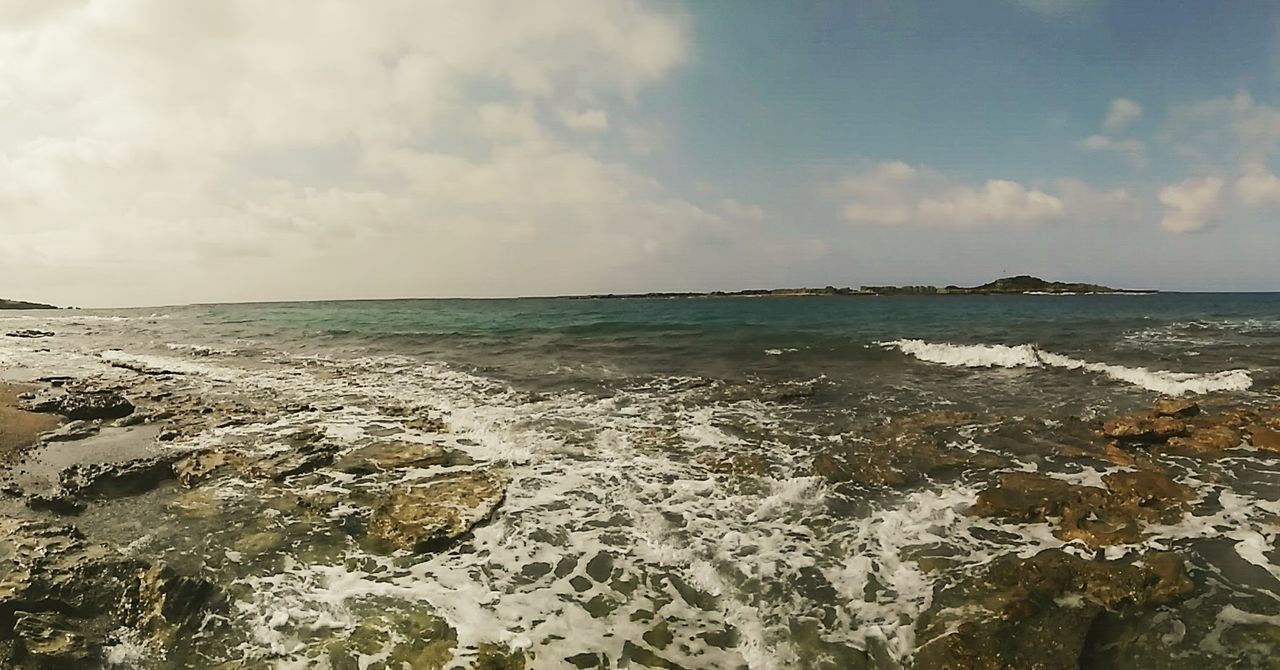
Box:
1 0 1279 306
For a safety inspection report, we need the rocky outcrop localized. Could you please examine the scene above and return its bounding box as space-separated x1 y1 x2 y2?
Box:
332 441 472 475
20 389 134 421
971 471 1193 548
0 515 221 668
914 549 1193 669
368 470 507 552
4 329 54 339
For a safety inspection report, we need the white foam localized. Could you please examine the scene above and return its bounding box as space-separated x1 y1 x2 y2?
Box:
883 339 1252 396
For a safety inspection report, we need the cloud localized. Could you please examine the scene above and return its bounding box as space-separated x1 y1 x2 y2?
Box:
1167 91 1280 166
837 162 1066 229
0 0 723 306
1103 98 1142 134
558 107 610 133
718 198 765 222
1158 176 1223 233
1235 163 1280 207
1079 134 1147 168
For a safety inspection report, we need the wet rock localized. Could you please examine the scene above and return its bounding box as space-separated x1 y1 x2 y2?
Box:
59 450 185 498
1102 415 1187 443
1247 425 1280 453
9 611 91 665
368 470 507 552
20 389 135 421
173 449 244 487
705 452 770 477
914 549 1193 670
971 471 1193 549
333 441 472 475
404 416 448 433
247 441 338 482
40 419 100 442
1165 425 1241 454
25 493 86 515
1153 398 1200 418
4 329 54 339
125 564 225 645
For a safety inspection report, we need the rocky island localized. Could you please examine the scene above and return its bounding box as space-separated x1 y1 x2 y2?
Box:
1 298 58 310
551 275 1149 299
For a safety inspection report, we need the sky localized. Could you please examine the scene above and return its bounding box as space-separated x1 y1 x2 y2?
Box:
2 0 1280 307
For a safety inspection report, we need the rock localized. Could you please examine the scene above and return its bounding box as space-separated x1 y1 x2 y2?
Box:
4 329 54 339
1248 425 1280 453
9 611 92 665
247 441 338 482
59 451 185 498
333 441 472 475
1166 426 1241 454
971 471 1193 549
172 449 243 487
25 493 87 515
368 470 507 552
40 419 100 442
125 564 225 643
1102 415 1186 443
914 549 1193 670
1153 398 1199 417
20 389 135 421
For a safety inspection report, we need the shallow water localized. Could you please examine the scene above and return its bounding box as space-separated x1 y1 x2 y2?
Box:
2 293 1280 668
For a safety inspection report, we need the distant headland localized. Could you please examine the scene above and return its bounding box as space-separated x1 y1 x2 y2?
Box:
0 298 58 310
549 276 1151 299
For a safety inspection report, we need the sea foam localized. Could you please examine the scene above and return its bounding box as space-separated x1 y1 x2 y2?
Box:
883 339 1252 396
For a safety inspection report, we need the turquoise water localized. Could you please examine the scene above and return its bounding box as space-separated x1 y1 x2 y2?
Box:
3 294 1280 668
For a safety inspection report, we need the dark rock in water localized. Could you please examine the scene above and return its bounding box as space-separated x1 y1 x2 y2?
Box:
248 441 338 482
368 470 506 552
1153 398 1199 418
1102 415 1186 443
0 515 223 668
914 549 1193 670
971 471 1192 548
20 389 135 421
333 441 472 475
172 449 244 487
4 329 54 339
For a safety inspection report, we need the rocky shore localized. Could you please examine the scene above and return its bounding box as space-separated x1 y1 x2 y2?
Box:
3 343 1279 667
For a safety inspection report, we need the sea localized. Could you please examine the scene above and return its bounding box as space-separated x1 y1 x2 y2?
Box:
2 292 1280 668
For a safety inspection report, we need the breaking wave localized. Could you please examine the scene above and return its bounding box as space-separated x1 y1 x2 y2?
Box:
883 339 1253 396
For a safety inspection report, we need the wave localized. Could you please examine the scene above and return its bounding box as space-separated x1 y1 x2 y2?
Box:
882 339 1252 396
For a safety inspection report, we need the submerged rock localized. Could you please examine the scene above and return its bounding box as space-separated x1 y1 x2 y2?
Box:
971 470 1192 548
333 440 472 475
914 549 1193 670
368 470 507 552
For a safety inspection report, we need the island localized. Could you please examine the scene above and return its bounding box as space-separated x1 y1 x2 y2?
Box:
0 298 59 310
546 276 1150 299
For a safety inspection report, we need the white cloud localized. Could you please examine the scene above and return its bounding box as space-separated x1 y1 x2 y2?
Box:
838 162 1065 229
1079 134 1147 168
1158 176 1223 233
718 198 765 221
0 0 724 305
558 107 610 133
1055 178 1144 225
1103 98 1142 134
1235 163 1280 207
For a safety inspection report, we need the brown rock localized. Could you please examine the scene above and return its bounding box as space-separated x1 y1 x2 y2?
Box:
172 449 243 487
914 549 1194 670
368 470 506 552
1166 426 1241 454
1248 424 1280 453
1102 415 1186 443
1153 398 1199 417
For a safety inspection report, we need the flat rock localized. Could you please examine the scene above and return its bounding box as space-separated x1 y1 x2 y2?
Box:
40 420 100 442
368 470 507 552
1166 425 1241 454
173 449 244 487
333 441 472 475
914 549 1193 670
1248 425 1280 453
20 389 135 421
1153 398 1199 417
1102 415 1186 443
